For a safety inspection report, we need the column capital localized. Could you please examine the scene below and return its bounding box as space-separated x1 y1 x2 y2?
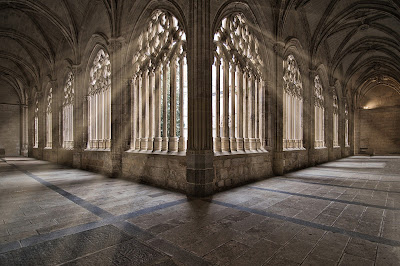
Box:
273 42 285 57
108 37 125 53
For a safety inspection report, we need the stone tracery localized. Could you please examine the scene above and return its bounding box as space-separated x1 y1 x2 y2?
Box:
88 49 112 149
212 13 265 152
131 10 187 152
283 55 303 150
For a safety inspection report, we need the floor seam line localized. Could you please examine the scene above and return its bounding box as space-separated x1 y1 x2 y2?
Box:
205 199 400 247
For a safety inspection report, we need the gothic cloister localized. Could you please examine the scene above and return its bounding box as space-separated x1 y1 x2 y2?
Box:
0 0 399 265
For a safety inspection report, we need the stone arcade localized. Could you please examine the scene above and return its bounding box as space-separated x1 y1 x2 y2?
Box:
0 0 399 265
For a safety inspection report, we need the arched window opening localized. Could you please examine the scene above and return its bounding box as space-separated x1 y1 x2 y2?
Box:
212 13 265 152
333 91 339 147
345 102 349 147
45 88 52 148
34 97 39 148
132 10 187 152
88 49 112 149
63 72 74 149
283 55 303 150
314 75 325 148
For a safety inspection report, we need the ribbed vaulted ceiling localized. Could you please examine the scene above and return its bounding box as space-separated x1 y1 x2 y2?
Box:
0 0 399 107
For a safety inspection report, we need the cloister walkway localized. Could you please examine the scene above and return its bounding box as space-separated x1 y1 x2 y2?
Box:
0 156 399 265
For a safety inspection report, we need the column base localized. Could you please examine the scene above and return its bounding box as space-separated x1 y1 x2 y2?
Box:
256 139 261 150
249 138 257 150
186 150 214 197
140 138 148 150
162 137 169 151
135 138 140 150
147 138 154 151
153 137 162 151
230 138 237 151
213 137 222 152
244 138 250 150
178 137 186 152
221 137 230 152
236 138 244 151
168 137 179 152
273 151 285 176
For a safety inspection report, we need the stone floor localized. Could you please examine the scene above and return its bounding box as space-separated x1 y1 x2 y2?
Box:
0 156 399 265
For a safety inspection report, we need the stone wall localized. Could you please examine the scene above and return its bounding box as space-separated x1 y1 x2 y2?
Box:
81 151 113 175
0 104 20 156
213 152 273 192
283 149 308 172
332 147 342 160
358 106 400 155
122 152 187 192
314 148 329 165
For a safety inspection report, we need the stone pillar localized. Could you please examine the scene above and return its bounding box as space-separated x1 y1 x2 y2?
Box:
72 65 84 168
186 0 214 197
340 97 346 157
327 86 334 161
27 98 34 157
109 38 125 177
307 69 316 166
49 80 59 162
265 80 273 151
272 43 284 175
122 79 131 151
351 106 357 155
20 104 29 156
37 91 44 159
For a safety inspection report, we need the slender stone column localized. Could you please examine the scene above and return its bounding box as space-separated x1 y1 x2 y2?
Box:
255 76 260 149
243 72 249 150
221 58 230 152
162 62 169 151
136 75 142 150
140 71 148 150
186 0 214 196
214 56 222 152
249 73 256 150
130 77 136 149
169 57 178 152
154 67 162 151
237 68 244 150
148 70 154 151
230 63 237 151
178 56 186 151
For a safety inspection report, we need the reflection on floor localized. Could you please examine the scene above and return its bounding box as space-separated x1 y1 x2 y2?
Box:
0 156 399 265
